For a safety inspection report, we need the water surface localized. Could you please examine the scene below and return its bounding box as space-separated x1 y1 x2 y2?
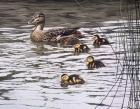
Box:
0 1 130 109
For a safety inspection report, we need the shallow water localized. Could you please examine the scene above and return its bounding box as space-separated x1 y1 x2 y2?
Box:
0 1 131 109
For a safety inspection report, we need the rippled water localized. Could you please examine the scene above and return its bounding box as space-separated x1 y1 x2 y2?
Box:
0 1 130 109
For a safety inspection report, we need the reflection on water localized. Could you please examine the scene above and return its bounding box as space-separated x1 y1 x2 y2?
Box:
0 1 130 109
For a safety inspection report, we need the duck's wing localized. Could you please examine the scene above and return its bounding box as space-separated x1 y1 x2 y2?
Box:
48 27 79 36
43 27 79 42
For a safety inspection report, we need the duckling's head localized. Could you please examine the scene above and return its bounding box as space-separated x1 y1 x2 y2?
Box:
74 43 81 49
61 74 69 81
86 56 94 65
74 43 81 55
28 12 45 25
93 34 100 40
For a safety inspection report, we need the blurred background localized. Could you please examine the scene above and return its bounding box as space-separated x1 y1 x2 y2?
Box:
0 0 121 28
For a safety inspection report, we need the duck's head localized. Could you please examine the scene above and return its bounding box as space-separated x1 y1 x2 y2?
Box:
73 31 84 38
74 43 81 54
28 12 45 26
61 74 69 81
74 43 81 49
86 56 94 65
93 34 100 41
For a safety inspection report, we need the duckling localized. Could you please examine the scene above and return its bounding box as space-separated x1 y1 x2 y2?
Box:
93 34 109 47
28 12 82 45
85 56 105 69
60 74 85 87
74 43 90 55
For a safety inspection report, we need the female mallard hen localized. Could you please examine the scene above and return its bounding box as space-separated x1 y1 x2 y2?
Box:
93 34 109 47
85 55 105 70
60 74 85 87
28 12 82 45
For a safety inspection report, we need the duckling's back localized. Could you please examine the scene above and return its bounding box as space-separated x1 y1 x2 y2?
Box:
94 60 105 68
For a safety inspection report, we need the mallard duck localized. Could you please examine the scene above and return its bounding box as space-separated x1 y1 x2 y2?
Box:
60 74 85 87
73 31 84 38
93 34 109 47
74 43 90 55
85 56 105 69
28 12 82 45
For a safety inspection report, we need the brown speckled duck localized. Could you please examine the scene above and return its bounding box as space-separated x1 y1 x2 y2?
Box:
74 43 90 55
28 12 82 45
57 35 80 46
60 74 85 87
93 34 109 47
85 56 105 70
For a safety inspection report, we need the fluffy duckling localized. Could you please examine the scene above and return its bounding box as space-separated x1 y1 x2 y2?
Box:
28 12 82 45
85 56 105 69
60 74 85 87
93 34 109 47
74 43 90 55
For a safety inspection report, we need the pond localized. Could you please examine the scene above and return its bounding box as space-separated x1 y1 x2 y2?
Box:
0 1 130 109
